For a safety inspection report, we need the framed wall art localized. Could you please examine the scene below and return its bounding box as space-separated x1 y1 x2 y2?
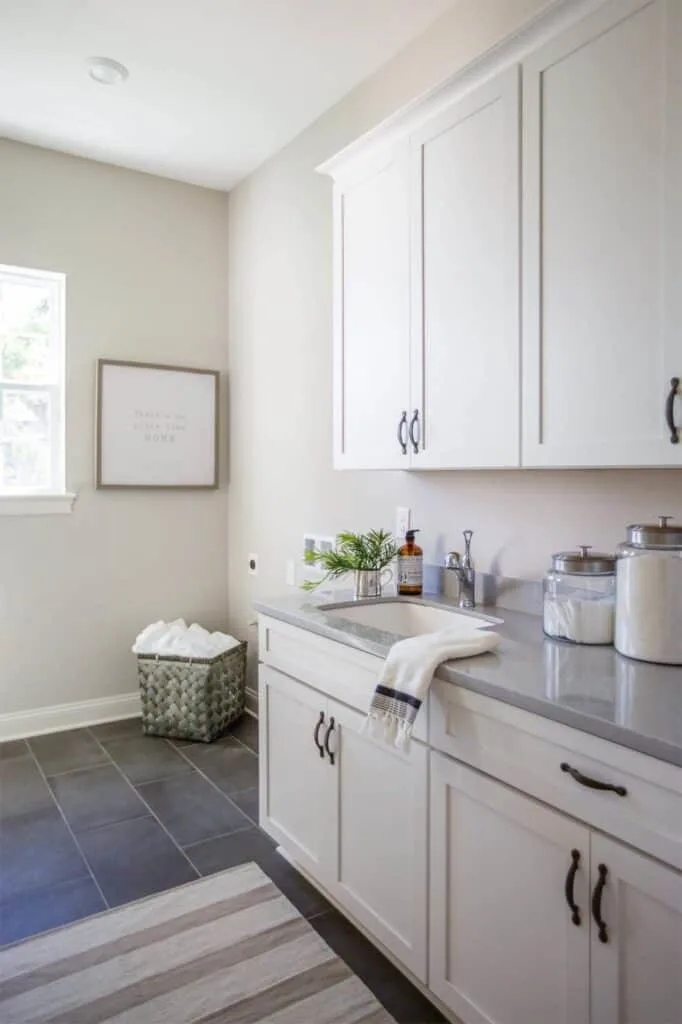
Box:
96 359 219 489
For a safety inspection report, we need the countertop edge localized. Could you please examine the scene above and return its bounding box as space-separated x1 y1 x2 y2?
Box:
254 599 682 771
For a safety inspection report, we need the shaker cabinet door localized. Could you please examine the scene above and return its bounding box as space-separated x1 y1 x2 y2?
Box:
410 65 521 469
430 754 590 1024
332 145 411 469
590 833 682 1024
258 666 336 885
522 0 682 467
328 700 428 981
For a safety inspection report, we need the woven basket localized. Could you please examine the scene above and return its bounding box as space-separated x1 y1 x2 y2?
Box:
137 641 247 743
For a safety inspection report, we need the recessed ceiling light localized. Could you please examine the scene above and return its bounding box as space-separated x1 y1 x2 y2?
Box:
87 57 129 86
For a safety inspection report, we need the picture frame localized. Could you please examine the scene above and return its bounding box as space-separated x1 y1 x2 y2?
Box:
95 359 219 489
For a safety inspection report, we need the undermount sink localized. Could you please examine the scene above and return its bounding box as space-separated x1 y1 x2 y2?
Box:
320 599 502 637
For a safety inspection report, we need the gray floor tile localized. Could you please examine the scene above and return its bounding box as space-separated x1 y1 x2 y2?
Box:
0 756 55 821
90 718 143 742
310 910 445 1024
48 765 148 834
229 786 259 825
102 735 193 785
0 806 90 901
181 740 258 795
0 740 30 761
77 816 197 907
137 772 251 847
227 714 259 753
0 876 105 947
29 728 109 776
186 827 331 919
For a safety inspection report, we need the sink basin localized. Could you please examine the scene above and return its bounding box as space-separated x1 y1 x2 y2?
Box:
320 599 501 637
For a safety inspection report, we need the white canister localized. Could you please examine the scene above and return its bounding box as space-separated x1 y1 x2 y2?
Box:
615 516 682 665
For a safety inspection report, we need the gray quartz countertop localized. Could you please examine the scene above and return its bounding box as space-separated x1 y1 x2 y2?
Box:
254 592 682 769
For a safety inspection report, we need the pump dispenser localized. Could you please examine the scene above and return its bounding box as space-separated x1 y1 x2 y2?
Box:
398 529 423 596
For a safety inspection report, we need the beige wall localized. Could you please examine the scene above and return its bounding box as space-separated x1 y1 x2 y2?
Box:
0 140 230 718
226 0 682 638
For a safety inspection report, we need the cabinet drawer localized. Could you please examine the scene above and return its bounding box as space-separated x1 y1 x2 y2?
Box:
430 680 682 870
259 616 428 743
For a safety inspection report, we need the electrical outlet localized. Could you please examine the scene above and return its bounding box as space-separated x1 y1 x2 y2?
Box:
395 507 411 540
285 560 296 586
248 553 259 576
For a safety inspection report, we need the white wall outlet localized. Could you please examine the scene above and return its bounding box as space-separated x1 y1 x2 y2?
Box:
285 559 296 587
248 553 259 576
395 507 411 540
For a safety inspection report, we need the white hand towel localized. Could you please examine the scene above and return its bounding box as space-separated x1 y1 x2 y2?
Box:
366 628 500 749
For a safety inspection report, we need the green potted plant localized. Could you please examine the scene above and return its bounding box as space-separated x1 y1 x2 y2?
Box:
303 529 399 598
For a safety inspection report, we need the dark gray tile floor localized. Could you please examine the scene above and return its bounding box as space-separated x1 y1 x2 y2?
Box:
0 715 442 1022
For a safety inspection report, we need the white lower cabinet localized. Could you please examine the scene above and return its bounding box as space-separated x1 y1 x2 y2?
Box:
260 629 682 1024
590 834 682 1024
430 753 590 1024
259 665 429 982
259 666 336 885
330 700 428 980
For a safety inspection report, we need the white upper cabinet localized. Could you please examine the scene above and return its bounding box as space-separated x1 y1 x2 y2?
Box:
522 0 682 467
321 0 681 470
331 144 411 469
410 66 521 469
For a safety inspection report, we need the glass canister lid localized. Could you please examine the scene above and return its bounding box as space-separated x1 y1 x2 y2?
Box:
625 516 682 550
551 545 616 575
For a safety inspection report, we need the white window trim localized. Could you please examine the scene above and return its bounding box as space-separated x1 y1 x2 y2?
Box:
0 263 75 513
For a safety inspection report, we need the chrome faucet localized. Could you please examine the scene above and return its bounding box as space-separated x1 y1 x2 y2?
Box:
443 530 475 609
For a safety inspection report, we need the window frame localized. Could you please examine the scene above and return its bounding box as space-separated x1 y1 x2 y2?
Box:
0 263 67 498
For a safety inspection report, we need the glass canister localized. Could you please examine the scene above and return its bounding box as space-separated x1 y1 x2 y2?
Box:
615 516 682 665
543 546 616 645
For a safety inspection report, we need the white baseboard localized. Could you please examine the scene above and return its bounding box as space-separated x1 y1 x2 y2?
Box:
0 693 141 742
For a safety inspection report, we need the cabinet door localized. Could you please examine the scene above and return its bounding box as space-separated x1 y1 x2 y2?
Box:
333 144 411 469
327 700 428 981
258 666 336 885
590 834 682 1024
522 0 682 467
410 65 520 469
430 753 590 1024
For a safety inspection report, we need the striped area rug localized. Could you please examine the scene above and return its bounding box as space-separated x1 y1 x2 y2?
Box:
0 862 395 1024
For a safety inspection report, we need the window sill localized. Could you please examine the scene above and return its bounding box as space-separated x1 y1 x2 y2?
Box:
0 493 77 516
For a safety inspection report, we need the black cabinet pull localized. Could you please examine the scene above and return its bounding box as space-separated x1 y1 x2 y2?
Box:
397 411 408 455
323 717 336 765
409 410 420 454
564 849 582 926
560 762 627 797
591 863 609 943
665 377 680 444
313 711 325 758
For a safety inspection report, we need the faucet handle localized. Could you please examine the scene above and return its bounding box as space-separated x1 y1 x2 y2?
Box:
444 551 461 569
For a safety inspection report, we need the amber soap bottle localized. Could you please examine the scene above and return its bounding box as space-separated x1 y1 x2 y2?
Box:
397 529 424 596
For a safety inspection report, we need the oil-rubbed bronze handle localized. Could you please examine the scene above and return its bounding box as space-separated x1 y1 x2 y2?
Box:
564 849 582 926
323 717 336 766
397 411 408 455
591 863 609 943
313 711 325 758
409 410 420 454
665 377 680 444
560 762 627 797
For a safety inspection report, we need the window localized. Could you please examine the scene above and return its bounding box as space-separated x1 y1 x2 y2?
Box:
0 264 65 495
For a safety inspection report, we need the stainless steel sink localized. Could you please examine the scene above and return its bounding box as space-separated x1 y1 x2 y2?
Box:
319 599 501 637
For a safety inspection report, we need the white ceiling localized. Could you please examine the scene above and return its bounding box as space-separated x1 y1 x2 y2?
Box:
0 0 456 190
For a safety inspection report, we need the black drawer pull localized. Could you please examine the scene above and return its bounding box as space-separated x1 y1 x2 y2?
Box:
560 762 627 797
564 849 581 926
323 717 336 765
313 711 325 758
665 377 680 444
397 411 408 455
591 863 609 943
